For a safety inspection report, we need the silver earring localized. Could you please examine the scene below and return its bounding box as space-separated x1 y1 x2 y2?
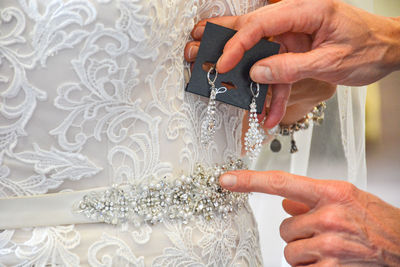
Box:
201 66 227 145
244 82 265 160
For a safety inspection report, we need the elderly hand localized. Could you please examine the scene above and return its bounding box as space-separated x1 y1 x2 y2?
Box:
220 170 400 266
215 0 400 86
185 15 336 128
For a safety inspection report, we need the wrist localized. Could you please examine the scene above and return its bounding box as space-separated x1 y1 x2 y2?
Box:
280 79 335 125
280 103 316 125
266 102 325 154
380 17 400 72
392 17 400 70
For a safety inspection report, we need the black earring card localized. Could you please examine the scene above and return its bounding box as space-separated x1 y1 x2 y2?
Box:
185 22 280 114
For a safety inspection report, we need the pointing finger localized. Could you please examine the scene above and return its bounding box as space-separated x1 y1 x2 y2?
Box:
220 170 325 208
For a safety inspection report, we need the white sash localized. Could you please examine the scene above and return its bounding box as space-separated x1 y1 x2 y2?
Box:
0 188 107 229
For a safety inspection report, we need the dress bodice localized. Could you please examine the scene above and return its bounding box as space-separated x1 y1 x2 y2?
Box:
0 0 267 196
0 1 266 266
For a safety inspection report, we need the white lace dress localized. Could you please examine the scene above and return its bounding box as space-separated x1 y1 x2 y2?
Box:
0 0 266 266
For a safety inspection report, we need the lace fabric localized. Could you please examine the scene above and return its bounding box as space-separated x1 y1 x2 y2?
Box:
0 0 266 265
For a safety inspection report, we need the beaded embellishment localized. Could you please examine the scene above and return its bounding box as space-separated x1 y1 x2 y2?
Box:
244 82 265 160
75 159 248 226
201 66 227 145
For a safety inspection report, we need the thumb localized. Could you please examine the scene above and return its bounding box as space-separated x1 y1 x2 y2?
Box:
250 50 322 84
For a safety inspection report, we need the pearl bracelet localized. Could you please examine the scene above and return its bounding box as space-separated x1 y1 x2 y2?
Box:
267 102 326 153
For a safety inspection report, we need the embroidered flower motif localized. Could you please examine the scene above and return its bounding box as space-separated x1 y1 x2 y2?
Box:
0 0 266 266
0 144 101 197
197 217 238 266
152 221 204 266
0 1 95 153
0 230 16 257
14 226 80 267
88 233 145 267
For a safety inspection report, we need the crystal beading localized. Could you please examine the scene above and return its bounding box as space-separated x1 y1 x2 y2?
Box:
201 87 218 145
244 82 265 160
244 99 265 160
75 159 248 226
201 66 227 145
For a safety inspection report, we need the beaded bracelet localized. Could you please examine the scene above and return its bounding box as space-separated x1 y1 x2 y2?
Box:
267 102 326 153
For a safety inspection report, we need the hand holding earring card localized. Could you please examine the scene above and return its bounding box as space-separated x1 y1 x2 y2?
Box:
185 22 280 114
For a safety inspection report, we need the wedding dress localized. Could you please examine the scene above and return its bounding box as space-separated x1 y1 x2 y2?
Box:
0 0 268 266
0 0 373 266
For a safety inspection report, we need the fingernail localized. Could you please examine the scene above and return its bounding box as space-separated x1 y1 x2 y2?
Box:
252 66 273 82
193 26 204 39
188 45 199 60
220 174 237 188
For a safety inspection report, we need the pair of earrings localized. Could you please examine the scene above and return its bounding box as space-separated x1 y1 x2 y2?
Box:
201 66 265 160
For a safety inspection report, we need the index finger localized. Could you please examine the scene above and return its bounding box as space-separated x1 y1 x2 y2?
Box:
220 170 325 208
216 0 322 73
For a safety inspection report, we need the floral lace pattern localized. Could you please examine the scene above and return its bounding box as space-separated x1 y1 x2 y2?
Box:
0 0 266 265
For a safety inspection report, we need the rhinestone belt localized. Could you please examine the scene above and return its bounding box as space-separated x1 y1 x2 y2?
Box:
75 159 248 226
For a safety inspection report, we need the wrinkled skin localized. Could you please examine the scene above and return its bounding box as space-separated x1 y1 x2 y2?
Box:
186 0 400 128
185 17 336 129
219 170 400 267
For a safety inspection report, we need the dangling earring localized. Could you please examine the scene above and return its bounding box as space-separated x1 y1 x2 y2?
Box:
244 82 265 160
201 66 227 145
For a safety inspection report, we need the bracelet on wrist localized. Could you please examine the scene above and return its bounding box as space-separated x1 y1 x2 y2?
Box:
267 102 326 153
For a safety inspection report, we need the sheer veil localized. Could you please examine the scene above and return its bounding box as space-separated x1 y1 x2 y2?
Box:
248 1 373 265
